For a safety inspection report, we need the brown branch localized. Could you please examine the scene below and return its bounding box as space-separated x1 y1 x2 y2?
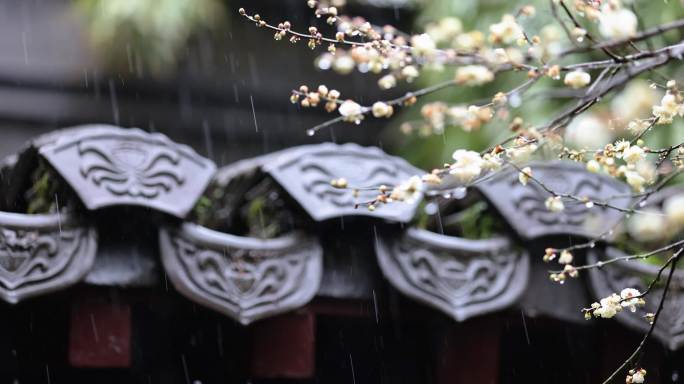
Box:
560 19 684 57
601 247 682 384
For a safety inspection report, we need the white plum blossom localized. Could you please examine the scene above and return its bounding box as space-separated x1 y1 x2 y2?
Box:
628 369 646 384
506 143 538 162
454 31 485 50
489 14 523 44
599 7 638 40
377 74 397 90
611 80 659 121
627 208 666 242
545 196 565 212
591 293 622 319
620 288 644 312
586 159 601 173
455 65 494 86
410 33 437 57
338 100 364 122
664 194 684 229
623 169 646 192
332 55 356 74
482 153 502 170
558 250 573 264
652 93 684 124
401 65 420 82
565 114 612 149
371 102 393 118
622 145 645 164
564 70 591 89
389 175 423 203
426 17 463 44
450 150 484 183
635 160 656 185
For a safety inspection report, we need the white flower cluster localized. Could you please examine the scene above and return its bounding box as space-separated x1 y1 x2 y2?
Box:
411 103 495 135
590 140 655 193
488 14 523 45
626 368 647 384
449 150 502 184
549 264 578 283
586 288 645 319
652 91 684 124
388 175 423 204
455 65 494 86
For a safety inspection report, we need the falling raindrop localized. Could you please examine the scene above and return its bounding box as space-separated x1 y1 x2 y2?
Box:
509 92 522 108
250 94 259 132
424 202 438 215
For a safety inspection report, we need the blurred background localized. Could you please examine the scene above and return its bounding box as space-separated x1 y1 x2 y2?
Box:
2 0 684 169
0 0 413 165
3 1 684 384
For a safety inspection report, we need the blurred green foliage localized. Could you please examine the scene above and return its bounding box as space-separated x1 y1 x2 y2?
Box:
75 0 226 75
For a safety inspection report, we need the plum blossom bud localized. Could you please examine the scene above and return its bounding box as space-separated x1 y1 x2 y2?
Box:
558 250 573 264
328 89 341 99
586 160 601 173
402 65 420 82
563 264 578 278
455 65 494 86
543 248 557 262
564 70 591 89
330 178 348 188
518 167 532 186
378 74 397 90
492 92 508 107
371 102 393 118
547 65 561 80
